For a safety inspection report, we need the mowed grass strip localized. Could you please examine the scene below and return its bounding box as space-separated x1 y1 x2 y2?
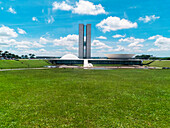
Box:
0 60 50 69
19 60 51 68
0 69 169 127
143 60 170 67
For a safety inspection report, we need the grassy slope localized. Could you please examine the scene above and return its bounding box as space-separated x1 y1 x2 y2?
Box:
143 60 170 67
19 60 51 68
0 69 169 127
0 60 50 69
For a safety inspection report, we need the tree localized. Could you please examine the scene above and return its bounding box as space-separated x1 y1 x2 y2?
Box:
31 54 35 59
21 55 24 59
15 55 19 59
24 55 28 59
2 53 5 57
135 55 153 59
7 53 12 59
29 54 35 59
0 50 2 59
4 51 9 55
3 51 9 58
11 54 16 59
0 50 2 55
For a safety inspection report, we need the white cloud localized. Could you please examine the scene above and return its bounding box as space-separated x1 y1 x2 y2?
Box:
148 35 162 40
1 7 3 10
96 45 129 53
139 15 160 23
40 35 79 51
112 34 126 38
17 28 26 34
32 41 44 48
32 17 38 22
10 49 72 56
53 34 78 50
0 38 44 50
92 40 112 49
0 38 15 47
14 40 30 45
128 42 143 47
52 1 73 11
111 45 142 53
0 26 80 55
148 35 170 51
91 41 142 54
119 37 145 47
113 45 126 52
96 16 137 33
52 0 107 15
72 0 106 15
39 37 49 44
96 36 107 40
15 45 30 49
0 25 18 38
11 40 33 49
2 34 78 52
8 7 16 14
1 39 43 52
10 40 44 49
39 49 47 52
46 16 55 24
66 46 78 51
15 41 44 49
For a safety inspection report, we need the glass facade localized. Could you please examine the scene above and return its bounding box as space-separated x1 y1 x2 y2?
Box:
50 59 142 65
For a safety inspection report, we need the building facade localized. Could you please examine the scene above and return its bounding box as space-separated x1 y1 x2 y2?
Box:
79 24 91 59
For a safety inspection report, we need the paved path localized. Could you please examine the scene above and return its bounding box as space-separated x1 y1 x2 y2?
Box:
0 66 161 72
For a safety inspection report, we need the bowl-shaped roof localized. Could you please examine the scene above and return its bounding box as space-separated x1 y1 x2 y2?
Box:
105 54 135 59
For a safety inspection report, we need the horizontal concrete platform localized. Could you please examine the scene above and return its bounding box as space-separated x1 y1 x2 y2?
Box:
48 58 141 61
49 59 142 65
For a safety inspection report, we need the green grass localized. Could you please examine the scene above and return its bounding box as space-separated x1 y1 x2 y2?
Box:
0 60 51 69
19 60 51 68
142 60 153 65
143 60 170 67
0 69 169 127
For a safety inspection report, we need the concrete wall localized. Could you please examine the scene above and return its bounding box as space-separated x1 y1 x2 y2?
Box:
79 24 84 59
86 24 91 59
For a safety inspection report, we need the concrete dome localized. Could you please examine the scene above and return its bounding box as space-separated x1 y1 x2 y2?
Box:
60 54 79 60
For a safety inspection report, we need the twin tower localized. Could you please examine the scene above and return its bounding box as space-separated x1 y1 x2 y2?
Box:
79 24 91 59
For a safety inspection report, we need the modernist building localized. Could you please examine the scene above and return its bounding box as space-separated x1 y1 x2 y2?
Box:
49 24 142 65
79 24 91 59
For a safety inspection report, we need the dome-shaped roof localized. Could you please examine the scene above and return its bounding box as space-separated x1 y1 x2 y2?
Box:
60 54 79 60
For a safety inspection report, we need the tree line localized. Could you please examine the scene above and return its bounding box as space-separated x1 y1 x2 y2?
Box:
0 50 35 59
135 55 170 60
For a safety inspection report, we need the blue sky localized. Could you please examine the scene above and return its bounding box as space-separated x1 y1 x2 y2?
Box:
0 0 170 57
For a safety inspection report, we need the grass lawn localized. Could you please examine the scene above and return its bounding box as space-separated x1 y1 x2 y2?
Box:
0 69 169 127
143 60 170 67
0 60 51 69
